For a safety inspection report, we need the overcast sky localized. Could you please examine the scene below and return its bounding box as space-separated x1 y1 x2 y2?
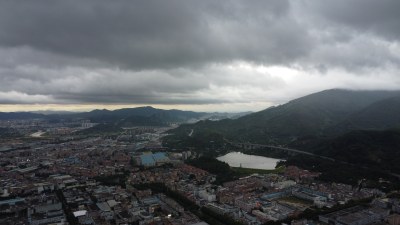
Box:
1 0 400 112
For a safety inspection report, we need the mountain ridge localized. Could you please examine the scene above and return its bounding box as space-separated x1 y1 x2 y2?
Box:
0 106 251 131
168 89 400 145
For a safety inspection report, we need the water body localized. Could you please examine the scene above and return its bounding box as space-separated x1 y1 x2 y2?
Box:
217 152 281 170
30 131 46 138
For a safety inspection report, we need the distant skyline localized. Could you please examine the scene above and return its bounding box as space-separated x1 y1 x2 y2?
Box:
1 0 400 112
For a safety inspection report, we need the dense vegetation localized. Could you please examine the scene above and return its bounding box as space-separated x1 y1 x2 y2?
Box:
302 129 400 174
186 156 237 184
163 131 226 156
0 127 21 139
244 147 292 159
237 129 400 190
94 172 129 188
232 166 285 176
283 155 400 191
186 156 284 183
328 96 400 135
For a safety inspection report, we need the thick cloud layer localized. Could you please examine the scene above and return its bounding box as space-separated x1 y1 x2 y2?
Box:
0 0 303 69
0 0 399 111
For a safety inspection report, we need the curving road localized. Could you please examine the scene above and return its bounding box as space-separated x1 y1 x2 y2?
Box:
224 139 335 161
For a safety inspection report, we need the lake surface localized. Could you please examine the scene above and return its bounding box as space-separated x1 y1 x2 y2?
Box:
217 152 281 170
30 131 46 137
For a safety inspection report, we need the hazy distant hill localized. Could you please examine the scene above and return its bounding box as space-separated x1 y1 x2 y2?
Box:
29 110 77 115
0 112 46 120
0 106 250 133
169 89 400 145
72 106 207 125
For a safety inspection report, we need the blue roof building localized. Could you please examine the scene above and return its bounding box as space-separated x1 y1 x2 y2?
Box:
139 152 169 167
140 154 156 167
153 152 168 162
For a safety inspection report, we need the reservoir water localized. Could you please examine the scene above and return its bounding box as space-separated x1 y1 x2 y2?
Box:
217 152 281 170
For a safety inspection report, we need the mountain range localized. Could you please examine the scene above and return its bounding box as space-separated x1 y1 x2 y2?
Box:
169 89 400 145
0 106 251 127
3 89 400 142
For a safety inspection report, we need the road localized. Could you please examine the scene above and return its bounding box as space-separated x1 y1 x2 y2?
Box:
224 139 335 161
225 139 400 179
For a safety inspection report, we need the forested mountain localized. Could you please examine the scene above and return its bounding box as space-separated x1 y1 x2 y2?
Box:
0 106 249 129
168 89 400 145
327 96 400 134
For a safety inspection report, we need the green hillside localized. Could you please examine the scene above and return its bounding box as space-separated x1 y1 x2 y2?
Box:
284 129 400 188
168 89 400 145
312 129 400 173
328 97 400 134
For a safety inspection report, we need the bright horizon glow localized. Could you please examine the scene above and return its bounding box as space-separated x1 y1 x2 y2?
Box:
0 101 274 113
2 62 400 113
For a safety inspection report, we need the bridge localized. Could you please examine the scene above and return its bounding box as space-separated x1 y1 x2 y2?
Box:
224 139 334 161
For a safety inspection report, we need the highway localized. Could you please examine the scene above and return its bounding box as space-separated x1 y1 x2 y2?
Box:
224 139 335 161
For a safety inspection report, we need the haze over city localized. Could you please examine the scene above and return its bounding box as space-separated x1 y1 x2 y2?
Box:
1 0 400 112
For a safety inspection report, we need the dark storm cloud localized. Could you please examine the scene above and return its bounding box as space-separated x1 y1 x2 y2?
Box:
307 0 400 41
291 0 400 72
0 0 399 107
0 0 308 69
